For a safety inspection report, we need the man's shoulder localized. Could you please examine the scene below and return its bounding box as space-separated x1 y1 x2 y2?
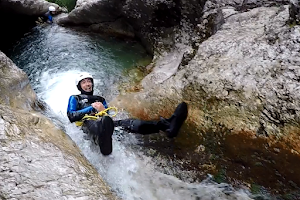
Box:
70 94 80 98
69 95 81 101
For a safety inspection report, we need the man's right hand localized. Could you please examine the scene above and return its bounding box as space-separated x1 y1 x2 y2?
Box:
91 102 105 112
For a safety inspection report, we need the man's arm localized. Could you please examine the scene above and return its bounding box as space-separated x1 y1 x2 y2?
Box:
102 100 108 109
67 96 95 123
46 12 53 23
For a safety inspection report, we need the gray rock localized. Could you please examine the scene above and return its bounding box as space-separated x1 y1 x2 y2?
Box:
0 51 38 111
114 5 300 139
206 0 290 10
141 50 185 88
56 0 292 55
57 0 121 25
57 0 205 54
89 18 135 38
0 105 117 200
181 5 300 136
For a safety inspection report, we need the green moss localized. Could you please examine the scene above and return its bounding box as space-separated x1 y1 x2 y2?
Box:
288 21 299 28
250 183 262 194
213 168 227 183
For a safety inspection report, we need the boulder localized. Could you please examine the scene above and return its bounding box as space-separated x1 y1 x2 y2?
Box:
0 52 38 111
57 0 205 54
0 104 116 200
89 18 135 38
57 0 121 25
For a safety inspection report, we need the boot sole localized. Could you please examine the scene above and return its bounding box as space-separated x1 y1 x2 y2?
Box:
98 116 114 155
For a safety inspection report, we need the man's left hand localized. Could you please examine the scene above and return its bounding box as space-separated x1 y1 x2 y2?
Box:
91 102 105 112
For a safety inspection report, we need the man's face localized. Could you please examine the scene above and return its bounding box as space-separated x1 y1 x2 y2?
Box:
80 78 93 92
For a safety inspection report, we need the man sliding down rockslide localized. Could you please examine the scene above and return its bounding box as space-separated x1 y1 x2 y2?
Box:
67 72 188 155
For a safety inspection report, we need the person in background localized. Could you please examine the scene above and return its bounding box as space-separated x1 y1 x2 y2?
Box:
38 6 56 24
67 72 188 155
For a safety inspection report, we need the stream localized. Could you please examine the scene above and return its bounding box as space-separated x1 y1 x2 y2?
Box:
6 24 256 200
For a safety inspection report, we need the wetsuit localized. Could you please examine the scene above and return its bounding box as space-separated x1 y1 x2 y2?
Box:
42 11 53 23
67 94 108 123
67 94 168 135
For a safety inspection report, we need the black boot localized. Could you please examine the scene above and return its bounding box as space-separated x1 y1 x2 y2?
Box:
164 102 188 138
82 116 114 156
98 116 114 156
157 117 171 131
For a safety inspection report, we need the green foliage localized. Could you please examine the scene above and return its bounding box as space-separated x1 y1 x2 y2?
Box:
250 183 261 194
289 21 297 28
47 0 76 12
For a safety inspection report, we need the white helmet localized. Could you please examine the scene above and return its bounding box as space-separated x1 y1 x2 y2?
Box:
49 6 56 12
76 72 93 86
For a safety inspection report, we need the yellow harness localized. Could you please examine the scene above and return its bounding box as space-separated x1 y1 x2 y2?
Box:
75 107 118 126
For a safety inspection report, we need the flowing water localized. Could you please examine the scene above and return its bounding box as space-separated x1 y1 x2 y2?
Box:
6 24 256 200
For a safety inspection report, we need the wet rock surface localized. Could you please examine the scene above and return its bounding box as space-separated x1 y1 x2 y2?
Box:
0 52 38 111
0 105 116 200
111 5 300 197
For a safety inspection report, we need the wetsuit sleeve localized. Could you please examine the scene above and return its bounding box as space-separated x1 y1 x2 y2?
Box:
67 96 94 123
48 15 53 23
102 100 108 109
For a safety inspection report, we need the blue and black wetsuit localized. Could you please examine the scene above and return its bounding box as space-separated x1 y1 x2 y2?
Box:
43 11 53 23
67 94 108 123
66 94 171 135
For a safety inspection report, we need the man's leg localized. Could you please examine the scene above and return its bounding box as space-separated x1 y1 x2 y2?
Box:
114 119 169 135
114 102 188 137
83 116 114 156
